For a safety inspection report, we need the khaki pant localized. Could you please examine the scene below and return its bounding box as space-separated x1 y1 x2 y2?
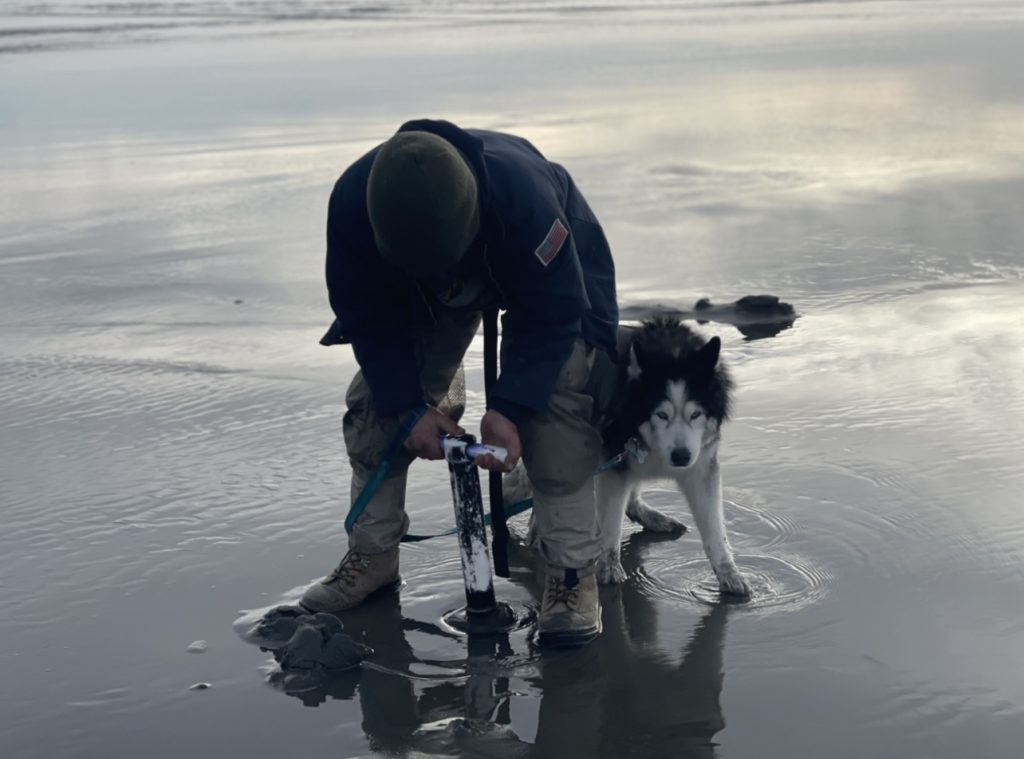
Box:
343 309 602 573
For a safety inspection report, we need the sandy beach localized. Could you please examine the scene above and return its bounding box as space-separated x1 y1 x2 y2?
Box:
2 1 1024 757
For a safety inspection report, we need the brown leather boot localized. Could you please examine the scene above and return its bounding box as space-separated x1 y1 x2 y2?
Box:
537 570 601 647
300 547 400 613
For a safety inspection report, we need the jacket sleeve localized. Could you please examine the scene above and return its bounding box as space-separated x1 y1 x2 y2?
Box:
488 213 589 424
326 187 424 417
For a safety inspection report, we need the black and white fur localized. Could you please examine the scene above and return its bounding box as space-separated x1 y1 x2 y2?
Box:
597 318 750 598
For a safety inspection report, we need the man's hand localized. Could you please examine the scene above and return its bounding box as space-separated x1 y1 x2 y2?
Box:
478 410 521 473
404 407 465 461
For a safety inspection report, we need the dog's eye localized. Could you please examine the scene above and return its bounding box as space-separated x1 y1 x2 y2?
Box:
690 410 702 420
656 411 670 421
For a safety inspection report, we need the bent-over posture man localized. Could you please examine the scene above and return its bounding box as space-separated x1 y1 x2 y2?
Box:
302 119 618 645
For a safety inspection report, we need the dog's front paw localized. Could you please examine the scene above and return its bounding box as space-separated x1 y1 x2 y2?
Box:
718 570 751 600
597 554 628 585
626 499 687 535
640 510 687 535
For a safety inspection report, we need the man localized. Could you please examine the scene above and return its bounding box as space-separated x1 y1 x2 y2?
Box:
302 119 618 645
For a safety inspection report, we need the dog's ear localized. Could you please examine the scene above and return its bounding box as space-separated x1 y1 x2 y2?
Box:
696 336 721 372
627 341 644 381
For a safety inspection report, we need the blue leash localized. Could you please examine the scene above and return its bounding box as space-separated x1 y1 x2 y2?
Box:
401 497 535 543
344 403 429 534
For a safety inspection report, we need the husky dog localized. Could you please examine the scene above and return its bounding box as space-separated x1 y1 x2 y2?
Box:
596 318 750 598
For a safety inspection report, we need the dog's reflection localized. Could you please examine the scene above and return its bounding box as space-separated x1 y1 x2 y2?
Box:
527 533 727 759
271 533 729 758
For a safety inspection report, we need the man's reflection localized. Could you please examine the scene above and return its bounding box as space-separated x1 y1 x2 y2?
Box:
266 531 730 758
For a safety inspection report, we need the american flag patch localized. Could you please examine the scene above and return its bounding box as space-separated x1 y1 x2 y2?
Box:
534 219 569 267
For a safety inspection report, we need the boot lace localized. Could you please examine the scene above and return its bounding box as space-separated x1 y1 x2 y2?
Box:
325 551 370 588
543 575 581 612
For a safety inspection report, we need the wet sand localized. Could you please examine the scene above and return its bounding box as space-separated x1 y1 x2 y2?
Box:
2 1 1024 757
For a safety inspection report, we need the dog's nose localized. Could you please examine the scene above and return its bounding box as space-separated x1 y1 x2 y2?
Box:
671 448 691 467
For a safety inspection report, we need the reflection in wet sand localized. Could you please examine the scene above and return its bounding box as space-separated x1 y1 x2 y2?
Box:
261 534 730 758
530 537 727 759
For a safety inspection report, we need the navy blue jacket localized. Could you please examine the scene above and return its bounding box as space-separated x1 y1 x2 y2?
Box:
323 119 618 422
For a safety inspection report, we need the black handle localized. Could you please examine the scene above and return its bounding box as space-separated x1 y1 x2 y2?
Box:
483 308 510 578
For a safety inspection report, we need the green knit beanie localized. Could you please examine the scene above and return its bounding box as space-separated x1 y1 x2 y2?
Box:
366 130 480 277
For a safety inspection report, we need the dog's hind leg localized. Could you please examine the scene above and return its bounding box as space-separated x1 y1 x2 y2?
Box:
595 472 631 584
677 456 750 599
626 489 687 535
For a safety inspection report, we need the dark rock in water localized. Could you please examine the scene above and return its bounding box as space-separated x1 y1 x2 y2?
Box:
737 294 794 314
270 613 372 673
696 293 794 315
241 605 371 674
309 612 345 635
247 605 308 645
621 294 798 341
276 626 323 671
189 682 211 691
319 630 370 671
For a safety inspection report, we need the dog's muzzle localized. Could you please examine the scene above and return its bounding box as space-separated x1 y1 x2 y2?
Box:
670 448 692 467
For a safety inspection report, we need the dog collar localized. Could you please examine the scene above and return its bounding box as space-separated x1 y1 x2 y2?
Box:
594 437 648 474
623 437 648 464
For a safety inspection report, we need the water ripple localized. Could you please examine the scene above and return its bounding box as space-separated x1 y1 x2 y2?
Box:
635 550 832 614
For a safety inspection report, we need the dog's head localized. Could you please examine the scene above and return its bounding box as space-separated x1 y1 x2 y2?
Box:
623 319 733 470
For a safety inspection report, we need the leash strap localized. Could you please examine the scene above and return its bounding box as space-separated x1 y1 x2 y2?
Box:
593 450 632 475
344 403 429 534
402 497 535 542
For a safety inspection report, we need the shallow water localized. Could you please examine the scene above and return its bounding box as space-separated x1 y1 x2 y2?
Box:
2 2 1024 757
